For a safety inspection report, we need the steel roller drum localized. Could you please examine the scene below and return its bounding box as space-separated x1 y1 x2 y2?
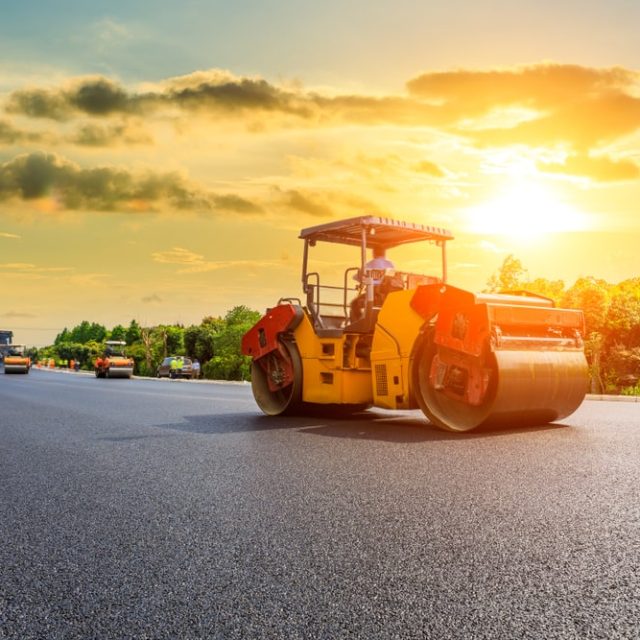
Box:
415 344 588 433
4 363 29 374
106 367 133 378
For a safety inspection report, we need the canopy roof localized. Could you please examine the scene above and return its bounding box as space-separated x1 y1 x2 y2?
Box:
299 216 453 249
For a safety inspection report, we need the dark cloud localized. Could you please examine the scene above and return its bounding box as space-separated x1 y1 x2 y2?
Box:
4 71 439 127
275 187 381 219
6 78 136 121
5 74 304 121
279 188 334 218
69 122 153 147
141 293 163 304
538 154 640 182
1 117 149 150
211 194 263 214
5 88 70 120
0 152 263 214
164 76 311 117
68 78 130 115
0 119 49 145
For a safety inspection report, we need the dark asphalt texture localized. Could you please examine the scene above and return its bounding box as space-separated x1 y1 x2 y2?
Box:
1 368 639 639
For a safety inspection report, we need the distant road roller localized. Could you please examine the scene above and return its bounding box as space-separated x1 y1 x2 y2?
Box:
94 340 134 378
242 216 588 432
3 344 31 374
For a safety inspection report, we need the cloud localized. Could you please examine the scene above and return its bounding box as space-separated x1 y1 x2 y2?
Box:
5 63 640 182
273 186 381 219
0 262 71 272
92 18 132 47
151 246 281 274
467 93 640 150
7 65 640 158
141 293 163 304
0 262 72 281
407 64 637 114
211 194 263 214
69 121 153 147
408 64 640 153
6 78 133 120
0 152 263 214
1 310 36 318
152 247 204 265
0 119 49 144
413 160 445 177
0 231 20 239
2 69 459 128
1 116 149 150
538 153 640 182
278 188 334 218
5 72 305 121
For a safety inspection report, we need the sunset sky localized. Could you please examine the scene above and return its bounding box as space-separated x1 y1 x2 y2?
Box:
2 1 640 345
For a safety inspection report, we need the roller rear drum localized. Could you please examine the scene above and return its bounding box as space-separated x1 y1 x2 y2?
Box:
413 334 588 432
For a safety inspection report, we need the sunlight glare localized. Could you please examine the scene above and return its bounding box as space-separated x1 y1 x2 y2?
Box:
466 181 588 239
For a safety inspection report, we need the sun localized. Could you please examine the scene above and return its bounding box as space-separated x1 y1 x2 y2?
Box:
466 180 588 240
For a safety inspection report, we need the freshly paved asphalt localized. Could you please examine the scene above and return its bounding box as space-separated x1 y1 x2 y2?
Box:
1 368 639 639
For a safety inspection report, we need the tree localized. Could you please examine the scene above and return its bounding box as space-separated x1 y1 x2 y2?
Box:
523 278 565 305
184 325 200 359
485 255 528 293
54 327 70 345
125 319 142 345
68 320 107 344
202 306 260 381
109 324 126 341
605 280 640 346
140 327 154 374
561 277 610 336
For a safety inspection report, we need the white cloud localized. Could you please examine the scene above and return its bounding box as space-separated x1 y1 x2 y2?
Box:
151 247 204 265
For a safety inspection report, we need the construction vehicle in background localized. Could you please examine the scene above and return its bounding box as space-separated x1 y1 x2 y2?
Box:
0 330 13 361
242 216 588 432
94 340 134 378
3 344 31 374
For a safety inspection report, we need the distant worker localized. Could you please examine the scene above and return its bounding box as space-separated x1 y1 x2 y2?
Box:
192 358 200 379
170 357 180 379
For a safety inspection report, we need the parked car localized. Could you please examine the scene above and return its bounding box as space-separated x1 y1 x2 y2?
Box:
156 356 195 379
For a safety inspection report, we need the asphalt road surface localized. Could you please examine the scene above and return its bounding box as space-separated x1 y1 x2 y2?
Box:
1 368 639 639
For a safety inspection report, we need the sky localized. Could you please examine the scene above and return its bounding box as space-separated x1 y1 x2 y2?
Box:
1 0 640 345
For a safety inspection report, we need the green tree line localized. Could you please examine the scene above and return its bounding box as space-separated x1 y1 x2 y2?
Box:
36 305 260 381
486 255 640 395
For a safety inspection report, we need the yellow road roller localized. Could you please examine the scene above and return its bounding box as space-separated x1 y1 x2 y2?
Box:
241 216 588 432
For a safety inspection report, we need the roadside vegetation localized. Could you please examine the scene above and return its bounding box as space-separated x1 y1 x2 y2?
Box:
27 258 640 393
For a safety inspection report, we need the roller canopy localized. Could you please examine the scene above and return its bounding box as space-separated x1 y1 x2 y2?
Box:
299 216 453 249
